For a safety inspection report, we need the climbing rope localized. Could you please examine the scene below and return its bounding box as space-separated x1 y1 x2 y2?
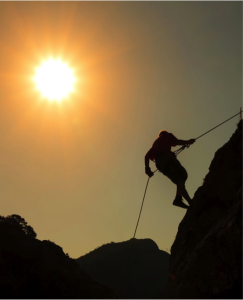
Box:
115 170 158 295
115 110 241 297
173 111 242 157
195 111 241 140
173 144 190 156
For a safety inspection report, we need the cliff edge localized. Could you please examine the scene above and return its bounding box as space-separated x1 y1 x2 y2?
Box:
164 120 242 299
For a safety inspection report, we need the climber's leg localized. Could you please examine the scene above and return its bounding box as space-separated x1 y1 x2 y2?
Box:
164 159 192 208
173 189 189 209
177 182 192 205
156 153 192 208
172 180 190 208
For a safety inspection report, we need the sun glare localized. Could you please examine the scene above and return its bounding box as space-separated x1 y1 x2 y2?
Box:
34 58 76 102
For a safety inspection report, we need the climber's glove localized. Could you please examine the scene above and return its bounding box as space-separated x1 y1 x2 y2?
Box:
145 167 154 178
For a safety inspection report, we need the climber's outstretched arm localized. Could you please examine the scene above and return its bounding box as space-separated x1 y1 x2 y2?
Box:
176 139 196 146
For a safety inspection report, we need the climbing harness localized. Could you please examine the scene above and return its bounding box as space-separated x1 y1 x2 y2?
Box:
115 110 242 296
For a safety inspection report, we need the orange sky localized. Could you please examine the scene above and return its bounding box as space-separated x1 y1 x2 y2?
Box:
0 2 241 258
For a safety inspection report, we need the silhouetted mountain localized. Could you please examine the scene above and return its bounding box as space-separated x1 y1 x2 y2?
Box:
76 238 170 299
164 120 242 299
0 215 117 299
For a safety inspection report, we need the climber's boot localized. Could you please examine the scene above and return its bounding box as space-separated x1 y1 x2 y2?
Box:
173 195 189 209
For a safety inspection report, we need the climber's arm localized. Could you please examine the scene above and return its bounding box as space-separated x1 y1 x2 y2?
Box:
145 149 152 168
176 139 196 146
145 149 154 177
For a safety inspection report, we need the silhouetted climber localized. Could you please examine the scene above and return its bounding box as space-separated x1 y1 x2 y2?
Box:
145 130 195 209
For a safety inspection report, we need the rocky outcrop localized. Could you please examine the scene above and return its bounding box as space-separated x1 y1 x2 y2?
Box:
0 215 117 299
164 120 242 299
76 238 170 299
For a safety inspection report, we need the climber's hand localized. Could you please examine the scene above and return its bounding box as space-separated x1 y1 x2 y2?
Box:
145 167 154 178
188 139 196 145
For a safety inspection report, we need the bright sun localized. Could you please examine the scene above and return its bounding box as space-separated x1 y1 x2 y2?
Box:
34 58 76 102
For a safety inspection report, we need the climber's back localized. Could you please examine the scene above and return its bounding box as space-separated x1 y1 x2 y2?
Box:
149 130 177 161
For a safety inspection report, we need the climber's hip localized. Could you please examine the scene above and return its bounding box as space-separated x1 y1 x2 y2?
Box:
155 150 188 185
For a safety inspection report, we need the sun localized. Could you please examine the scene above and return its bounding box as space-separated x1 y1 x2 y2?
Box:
34 58 76 102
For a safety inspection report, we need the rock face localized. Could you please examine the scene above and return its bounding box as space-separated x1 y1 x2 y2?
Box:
0 215 117 299
164 120 242 299
76 238 170 299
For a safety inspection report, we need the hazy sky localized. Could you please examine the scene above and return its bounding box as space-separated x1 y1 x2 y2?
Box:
0 2 241 258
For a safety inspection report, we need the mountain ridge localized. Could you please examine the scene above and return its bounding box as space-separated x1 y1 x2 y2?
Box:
76 238 170 299
0 216 117 299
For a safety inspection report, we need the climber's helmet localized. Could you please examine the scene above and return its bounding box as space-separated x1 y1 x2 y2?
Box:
159 130 168 137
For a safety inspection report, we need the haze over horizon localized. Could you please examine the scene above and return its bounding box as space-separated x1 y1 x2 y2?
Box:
0 1 241 258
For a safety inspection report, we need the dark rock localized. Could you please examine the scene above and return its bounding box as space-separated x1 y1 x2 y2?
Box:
164 120 242 299
0 215 117 299
76 238 170 299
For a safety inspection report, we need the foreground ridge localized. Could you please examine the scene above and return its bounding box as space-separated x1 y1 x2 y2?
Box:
0 217 117 299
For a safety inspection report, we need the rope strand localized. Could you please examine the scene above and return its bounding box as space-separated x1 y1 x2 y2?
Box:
173 111 241 156
116 170 158 295
196 111 241 140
